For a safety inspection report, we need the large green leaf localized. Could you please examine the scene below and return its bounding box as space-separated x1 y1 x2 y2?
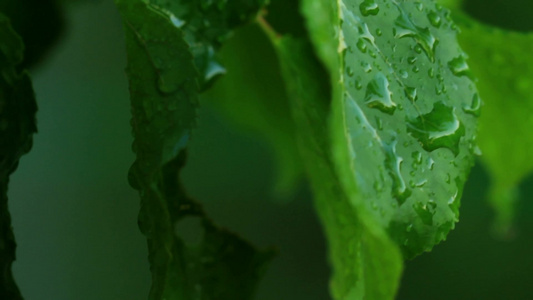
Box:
301 0 479 258
273 36 402 300
0 13 37 300
115 0 272 299
439 0 533 234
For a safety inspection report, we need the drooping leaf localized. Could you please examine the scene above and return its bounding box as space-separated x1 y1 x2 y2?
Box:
272 36 403 300
146 0 267 89
0 13 37 300
115 0 273 299
0 0 64 67
438 0 533 234
300 0 479 258
206 24 303 196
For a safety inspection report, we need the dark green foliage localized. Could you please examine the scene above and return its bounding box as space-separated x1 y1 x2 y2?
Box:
0 13 37 300
146 0 267 89
0 0 64 68
1 0 532 299
116 0 272 298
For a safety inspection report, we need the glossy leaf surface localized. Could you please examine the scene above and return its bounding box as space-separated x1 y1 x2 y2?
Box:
0 13 37 300
273 36 402 300
146 0 267 89
116 0 272 299
301 0 479 258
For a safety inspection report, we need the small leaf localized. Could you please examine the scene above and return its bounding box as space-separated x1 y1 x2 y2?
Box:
0 13 37 300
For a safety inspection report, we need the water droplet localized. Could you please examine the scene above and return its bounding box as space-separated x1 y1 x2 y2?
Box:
356 39 368 53
463 93 481 117
347 66 355 77
204 60 226 83
404 86 418 102
412 151 423 164
362 62 372 73
415 2 424 11
170 14 185 28
383 140 411 205
448 55 473 78
406 224 414 232
427 11 442 28
375 116 383 130
394 13 437 62
413 201 436 225
359 0 380 16
407 102 465 156
376 28 383 36
427 157 435 170
364 72 397 115
354 76 363 90
407 56 417 65
428 67 435 78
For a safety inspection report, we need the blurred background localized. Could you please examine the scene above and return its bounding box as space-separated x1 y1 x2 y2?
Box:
6 0 533 299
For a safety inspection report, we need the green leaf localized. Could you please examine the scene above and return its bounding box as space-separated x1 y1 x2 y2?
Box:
440 2 533 234
115 0 273 299
206 24 303 196
146 0 267 89
0 13 37 300
272 36 402 300
300 0 479 258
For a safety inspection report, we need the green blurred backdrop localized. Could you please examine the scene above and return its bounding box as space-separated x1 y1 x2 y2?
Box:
6 1 533 299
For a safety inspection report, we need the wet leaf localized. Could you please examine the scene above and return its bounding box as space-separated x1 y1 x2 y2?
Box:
301 0 479 259
0 13 37 300
115 0 272 299
146 0 267 89
272 36 402 300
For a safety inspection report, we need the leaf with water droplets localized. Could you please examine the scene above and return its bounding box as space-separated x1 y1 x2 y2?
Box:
301 0 479 261
0 13 37 299
115 0 273 299
146 0 267 89
440 3 533 234
272 36 402 300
